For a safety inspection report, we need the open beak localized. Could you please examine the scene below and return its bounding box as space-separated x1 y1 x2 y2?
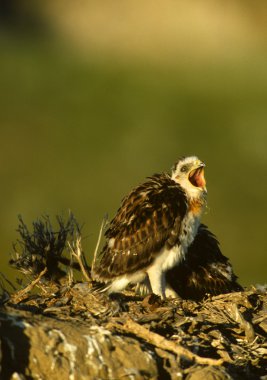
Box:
189 163 206 189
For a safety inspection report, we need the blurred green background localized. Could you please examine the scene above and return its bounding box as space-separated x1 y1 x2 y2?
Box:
0 1 266 286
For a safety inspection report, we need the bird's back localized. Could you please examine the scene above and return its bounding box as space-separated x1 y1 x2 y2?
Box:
92 173 188 281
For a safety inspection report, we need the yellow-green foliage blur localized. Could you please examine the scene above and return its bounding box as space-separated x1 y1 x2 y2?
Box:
0 1 267 286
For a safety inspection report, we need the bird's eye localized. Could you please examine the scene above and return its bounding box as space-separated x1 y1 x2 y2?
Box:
181 165 188 173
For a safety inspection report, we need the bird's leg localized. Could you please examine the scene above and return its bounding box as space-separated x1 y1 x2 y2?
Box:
165 284 179 299
147 267 166 299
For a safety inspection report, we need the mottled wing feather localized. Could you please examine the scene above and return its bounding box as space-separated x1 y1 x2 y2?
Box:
166 224 243 300
93 173 187 280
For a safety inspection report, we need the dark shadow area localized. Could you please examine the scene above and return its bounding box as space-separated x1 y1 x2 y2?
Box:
0 0 48 36
0 312 31 379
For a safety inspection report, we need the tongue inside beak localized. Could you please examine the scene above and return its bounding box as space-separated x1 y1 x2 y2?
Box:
189 167 206 188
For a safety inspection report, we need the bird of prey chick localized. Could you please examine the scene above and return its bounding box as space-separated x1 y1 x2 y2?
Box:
92 156 210 299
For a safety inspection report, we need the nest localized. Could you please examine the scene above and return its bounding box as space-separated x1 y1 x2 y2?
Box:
0 214 266 380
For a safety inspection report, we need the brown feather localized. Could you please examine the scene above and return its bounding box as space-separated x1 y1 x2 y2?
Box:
93 173 188 280
166 224 243 300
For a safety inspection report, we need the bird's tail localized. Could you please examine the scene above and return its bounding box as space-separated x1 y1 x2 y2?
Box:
90 280 113 294
135 276 152 296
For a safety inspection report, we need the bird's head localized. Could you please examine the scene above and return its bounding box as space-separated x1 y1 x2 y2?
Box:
171 156 207 198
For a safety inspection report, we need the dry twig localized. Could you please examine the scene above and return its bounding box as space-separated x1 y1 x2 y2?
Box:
109 317 224 366
68 237 91 282
11 267 48 304
91 215 108 279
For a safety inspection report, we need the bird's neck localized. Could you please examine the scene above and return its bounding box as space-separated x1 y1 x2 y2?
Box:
188 192 207 217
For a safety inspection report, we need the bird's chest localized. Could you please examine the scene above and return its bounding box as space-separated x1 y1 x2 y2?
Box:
179 211 201 253
179 197 205 250
160 211 201 272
